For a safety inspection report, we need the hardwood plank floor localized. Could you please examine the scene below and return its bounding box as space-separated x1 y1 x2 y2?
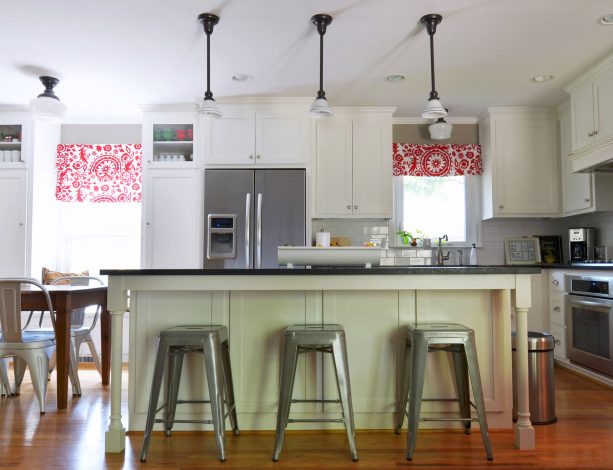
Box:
1 365 612 469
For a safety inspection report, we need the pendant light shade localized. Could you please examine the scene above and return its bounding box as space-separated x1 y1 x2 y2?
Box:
309 13 333 118
429 116 453 140
29 76 66 121
198 13 221 118
420 14 447 119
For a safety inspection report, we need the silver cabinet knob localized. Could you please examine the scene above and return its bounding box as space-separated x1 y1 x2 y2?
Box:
354 205 358 210
256 155 261 159
584 198 590 203
19 222 24 227
347 205 351 210
594 130 599 135
498 204 504 209
588 131 595 137
553 306 560 312
554 339 561 345
552 279 559 286
249 155 254 159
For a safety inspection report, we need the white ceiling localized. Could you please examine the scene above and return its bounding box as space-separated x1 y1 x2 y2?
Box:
3 0 613 119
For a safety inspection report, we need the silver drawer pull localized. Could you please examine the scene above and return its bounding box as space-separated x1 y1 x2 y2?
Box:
553 306 560 312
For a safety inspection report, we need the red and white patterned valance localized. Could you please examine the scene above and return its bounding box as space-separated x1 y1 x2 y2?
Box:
393 143 482 177
56 144 142 203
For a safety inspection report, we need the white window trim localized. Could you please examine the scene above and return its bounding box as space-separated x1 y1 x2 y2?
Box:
391 175 482 248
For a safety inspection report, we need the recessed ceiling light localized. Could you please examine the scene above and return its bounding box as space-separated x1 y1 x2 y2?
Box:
232 74 253 82
384 74 405 83
598 13 613 25
531 74 554 83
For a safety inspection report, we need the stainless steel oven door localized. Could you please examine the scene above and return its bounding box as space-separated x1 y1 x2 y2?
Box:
566 294 613 377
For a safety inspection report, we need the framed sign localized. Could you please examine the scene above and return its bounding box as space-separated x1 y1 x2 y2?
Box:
504 237 541 265
535 235 563 264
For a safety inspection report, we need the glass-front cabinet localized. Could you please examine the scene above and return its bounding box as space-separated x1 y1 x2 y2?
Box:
142 111 200 169
0 123 26 166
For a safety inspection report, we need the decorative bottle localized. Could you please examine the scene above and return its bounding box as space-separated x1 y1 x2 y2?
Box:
469 243 478 265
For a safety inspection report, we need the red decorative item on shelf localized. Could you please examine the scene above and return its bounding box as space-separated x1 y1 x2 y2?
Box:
186 128 193 140
175 129 186 141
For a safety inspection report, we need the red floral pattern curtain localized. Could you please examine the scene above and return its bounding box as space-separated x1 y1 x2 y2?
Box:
393 143 482 177
56 144 142 202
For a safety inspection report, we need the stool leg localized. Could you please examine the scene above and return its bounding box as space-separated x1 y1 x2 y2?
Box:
406 336 428 460
203 333 227 462
272 335 299 462
141 337 170 462
396 335 412 433
164 347 185 436
221 339 240 436
332 334 359 462
451 345 471 435
464 338 494 461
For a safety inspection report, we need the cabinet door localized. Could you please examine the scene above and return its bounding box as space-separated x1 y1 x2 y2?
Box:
142 169 202 268
256 112 306 164
352 118 392 217
593 69 613 144
0 171 27 276
494 118 559 215
561 111 593 213
314 118 353 216
570 81 596 152
206 111 255 164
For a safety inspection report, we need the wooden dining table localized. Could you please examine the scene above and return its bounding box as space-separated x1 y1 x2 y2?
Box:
21 284 110 410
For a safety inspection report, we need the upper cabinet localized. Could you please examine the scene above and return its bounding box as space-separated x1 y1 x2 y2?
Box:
479 108 560 219
203 101 310 166
565 54 613 172
142 110 201 169
559 103 613 215
0 117 28 168
313 109 394 218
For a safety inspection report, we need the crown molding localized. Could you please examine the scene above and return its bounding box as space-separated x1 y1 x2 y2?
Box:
393 116 478 125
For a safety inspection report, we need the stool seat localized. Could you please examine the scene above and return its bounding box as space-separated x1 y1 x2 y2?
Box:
273 323 358 462
140 325 239 462
396 323 493 461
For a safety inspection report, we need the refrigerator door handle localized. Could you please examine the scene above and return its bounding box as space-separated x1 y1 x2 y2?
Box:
256 193 263 269
245 193 251 268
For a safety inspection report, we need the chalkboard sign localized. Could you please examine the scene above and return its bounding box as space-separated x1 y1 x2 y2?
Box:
535 235 563 264
504 237 541 265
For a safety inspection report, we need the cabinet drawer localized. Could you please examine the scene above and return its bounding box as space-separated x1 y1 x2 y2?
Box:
549 292 566 325
549 324 566 361
549 271 566 292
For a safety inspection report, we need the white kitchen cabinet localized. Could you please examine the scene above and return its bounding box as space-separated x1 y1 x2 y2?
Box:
559 104 613 215
142 110 200 169
204 103 309 166
548 270 567 361
313 109 393 218
479 108 559 219
141 169 202 268
0 170 28 277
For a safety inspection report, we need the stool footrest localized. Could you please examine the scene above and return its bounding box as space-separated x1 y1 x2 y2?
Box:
291 399 340 404
287 418 345 424
155 418 214 425
421 417 479 422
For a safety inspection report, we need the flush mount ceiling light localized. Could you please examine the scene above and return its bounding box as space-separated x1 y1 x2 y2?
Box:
420 13 447 119
198 12 221 118
384 74 406 83
309 13 333 118
531 74 554 83
29 76 67 121
429 109 453 140
598 13 613 25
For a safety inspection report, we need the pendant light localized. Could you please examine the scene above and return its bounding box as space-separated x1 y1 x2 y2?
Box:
420 14 447 119
198 13 221 118
30 76 67 121
309 13 333 117
429 109 453 140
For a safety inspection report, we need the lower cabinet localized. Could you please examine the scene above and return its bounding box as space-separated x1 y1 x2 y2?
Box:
0 170 28 276
548 270 567 360
141 169 203 268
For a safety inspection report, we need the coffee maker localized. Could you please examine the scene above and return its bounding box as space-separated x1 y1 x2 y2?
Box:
569 227 595 263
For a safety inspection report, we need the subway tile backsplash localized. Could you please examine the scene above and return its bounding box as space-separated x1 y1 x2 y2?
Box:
312 213 613 265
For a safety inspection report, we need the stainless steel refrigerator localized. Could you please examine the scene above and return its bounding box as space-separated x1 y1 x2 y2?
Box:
203 169 306 268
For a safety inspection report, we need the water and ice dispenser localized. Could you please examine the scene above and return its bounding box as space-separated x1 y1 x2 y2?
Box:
207 214 236 259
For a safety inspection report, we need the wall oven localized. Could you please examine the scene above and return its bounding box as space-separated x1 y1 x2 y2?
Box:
566 275 613 377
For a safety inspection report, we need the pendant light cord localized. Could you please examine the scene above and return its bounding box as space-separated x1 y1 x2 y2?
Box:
428 30 438 100
205 29 212 100
318 30 325 99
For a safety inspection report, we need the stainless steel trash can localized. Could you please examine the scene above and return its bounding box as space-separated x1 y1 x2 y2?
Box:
512 331 557 424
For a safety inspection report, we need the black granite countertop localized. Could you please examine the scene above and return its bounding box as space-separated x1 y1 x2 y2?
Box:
538 263 613 271
101 265 541 276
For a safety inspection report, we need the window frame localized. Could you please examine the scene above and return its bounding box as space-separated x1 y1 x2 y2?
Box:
391 174 482 248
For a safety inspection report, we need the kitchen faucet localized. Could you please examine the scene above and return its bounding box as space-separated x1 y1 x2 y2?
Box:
437 235 450 266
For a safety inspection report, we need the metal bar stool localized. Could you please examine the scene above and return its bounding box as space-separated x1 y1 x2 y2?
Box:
140 325 239 462
272 324 358 462
395 323 493 461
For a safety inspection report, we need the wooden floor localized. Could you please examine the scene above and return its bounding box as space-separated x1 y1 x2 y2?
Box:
1 365 613 469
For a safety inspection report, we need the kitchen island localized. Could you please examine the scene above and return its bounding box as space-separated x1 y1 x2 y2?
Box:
101 266 539 454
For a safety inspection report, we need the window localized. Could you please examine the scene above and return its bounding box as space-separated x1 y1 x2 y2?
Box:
393 175 481 246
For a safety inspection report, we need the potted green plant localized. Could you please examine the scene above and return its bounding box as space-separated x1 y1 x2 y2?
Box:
396 231 420 246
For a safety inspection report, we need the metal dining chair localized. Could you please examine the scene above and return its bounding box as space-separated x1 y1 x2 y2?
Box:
0 278 56 413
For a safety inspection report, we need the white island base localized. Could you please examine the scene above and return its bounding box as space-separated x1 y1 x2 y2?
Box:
102 269 537 453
